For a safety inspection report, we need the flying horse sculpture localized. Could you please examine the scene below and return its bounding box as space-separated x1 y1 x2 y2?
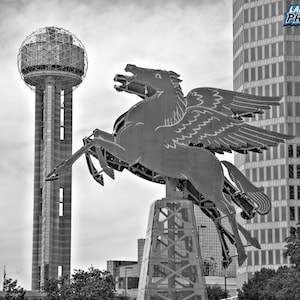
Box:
47 64 293 267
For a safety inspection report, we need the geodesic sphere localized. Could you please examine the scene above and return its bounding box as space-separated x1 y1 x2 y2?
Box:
17 26 88 89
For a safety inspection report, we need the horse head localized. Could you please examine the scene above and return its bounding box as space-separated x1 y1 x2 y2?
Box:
114 64 183 99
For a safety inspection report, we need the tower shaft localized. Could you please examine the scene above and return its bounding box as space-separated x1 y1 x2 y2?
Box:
32 77 72 290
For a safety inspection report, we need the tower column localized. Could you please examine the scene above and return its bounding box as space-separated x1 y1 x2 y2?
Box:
32 88 44 290
18 26 87 290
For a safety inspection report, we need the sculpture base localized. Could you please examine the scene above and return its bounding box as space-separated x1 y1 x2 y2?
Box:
137 196 208 300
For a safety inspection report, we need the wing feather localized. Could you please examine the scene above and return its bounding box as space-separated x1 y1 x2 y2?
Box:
155 104 292 152
186 87 281 117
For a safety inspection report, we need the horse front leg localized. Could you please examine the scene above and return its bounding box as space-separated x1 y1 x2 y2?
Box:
46 139 95 181
46 129 126 181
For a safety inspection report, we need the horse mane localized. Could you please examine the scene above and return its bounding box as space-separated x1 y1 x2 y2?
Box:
160 71 187 127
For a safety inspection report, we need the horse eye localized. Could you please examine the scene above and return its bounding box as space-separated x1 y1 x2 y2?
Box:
155 73 162 79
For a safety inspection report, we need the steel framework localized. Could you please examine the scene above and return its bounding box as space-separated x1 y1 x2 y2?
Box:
137 179 207 300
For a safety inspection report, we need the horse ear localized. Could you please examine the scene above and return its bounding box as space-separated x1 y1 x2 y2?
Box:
169 71 180 77
172 77 182 83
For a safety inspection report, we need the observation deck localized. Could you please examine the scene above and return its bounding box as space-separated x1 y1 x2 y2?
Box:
17 26 87 88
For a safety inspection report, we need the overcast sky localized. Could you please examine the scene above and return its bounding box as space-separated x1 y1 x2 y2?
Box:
0 0 232 289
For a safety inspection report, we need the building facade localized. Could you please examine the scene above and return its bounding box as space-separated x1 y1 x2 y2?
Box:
233 0 300 287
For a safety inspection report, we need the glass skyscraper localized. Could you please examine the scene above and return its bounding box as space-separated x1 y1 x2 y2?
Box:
233 0 300 287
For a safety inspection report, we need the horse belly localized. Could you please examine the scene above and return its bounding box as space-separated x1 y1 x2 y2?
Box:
140 146 224 193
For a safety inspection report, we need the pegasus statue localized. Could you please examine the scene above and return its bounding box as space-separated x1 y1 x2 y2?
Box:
47 64 293 267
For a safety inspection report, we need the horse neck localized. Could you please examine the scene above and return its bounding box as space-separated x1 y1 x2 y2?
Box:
138 89 187 127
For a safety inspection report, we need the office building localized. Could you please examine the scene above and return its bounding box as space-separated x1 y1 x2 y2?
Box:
233 0 300 287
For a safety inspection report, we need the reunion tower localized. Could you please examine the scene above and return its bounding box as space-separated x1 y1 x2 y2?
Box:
17 27 87 290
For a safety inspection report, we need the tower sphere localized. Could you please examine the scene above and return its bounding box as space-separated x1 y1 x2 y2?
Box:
17 26 88 89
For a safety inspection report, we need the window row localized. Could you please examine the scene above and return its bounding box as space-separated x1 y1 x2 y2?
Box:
246 165 288 182
288 145 300 158
288 186 300 200
243 81 300 101
288 165 300 179
243 2 285 23
247 248 286 266
250 205 300 224
244 22 284 43
244 42 285 63
234 40 300 75
246 162 300 181
252 227 287 245
244 62 284 83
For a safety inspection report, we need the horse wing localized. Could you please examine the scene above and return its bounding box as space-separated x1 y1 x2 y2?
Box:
186 87 282 118
155 106 293 153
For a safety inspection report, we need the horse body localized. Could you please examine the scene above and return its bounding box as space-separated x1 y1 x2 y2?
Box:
47 64 293 267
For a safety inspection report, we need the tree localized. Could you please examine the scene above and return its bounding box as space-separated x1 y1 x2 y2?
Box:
44 267 115 300
0 278 26 300
283 227 300 269
238 268 276 300
71 267 115 299
206 284 227 300
44 276 72 300
238 266 300 300
263 267 300 300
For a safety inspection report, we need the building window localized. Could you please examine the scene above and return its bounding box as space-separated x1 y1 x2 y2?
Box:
274 186 279 200
281 186 286 200
275 228 280 243
261 229 266 244
264 5 269 19
58 266 62 279
264 44 269 58
259 167 264 181
265 65 270 78
282 207 287 221
252 169 257 182
282 228 287 242
290 186 295 200
298 186 300 200
59 188 64 217
297 165 300 178
271 43 276 56
289 164 294 178
261 250 266 265
251 7 256 22
268 229 273 243
288 145 294 157
266 166 271 180
244 9 249 23
273 146 278 159
273 165 278 180
268 250 273 265
275 250 281 265
287 82 293 96
274 207 279 221
297 146 300 157
247 251 252 265
290 207 295 221
281 165 285 179
288 103 294 116
254 251 259 265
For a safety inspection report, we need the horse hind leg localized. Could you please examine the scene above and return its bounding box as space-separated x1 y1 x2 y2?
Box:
216 193 247 266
